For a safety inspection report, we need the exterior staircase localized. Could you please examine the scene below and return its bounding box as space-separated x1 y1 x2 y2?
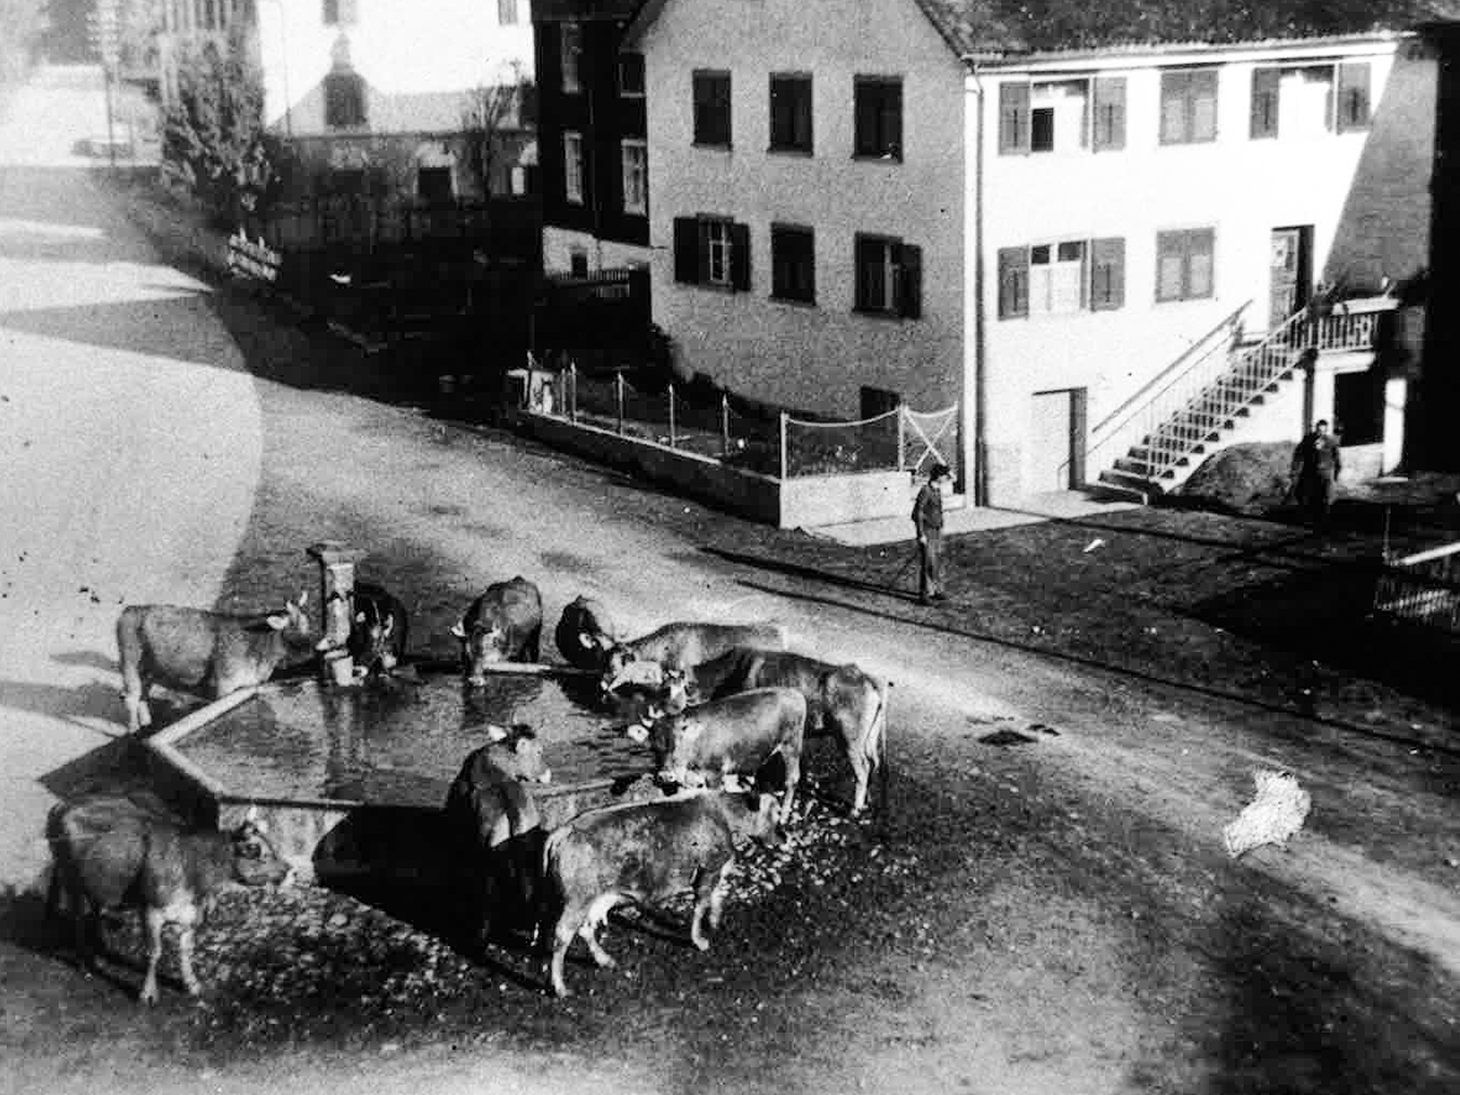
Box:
1091 301 1388 501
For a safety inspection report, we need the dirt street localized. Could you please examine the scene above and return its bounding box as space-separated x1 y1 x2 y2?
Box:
2 65 1459 1095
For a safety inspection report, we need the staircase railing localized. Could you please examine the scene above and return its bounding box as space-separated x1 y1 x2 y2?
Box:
1133 306 1317 482
1086 301 1250 480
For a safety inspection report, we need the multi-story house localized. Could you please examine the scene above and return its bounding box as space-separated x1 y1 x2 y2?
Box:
624 0 1451 505
251 0 536 204
533 0 651 276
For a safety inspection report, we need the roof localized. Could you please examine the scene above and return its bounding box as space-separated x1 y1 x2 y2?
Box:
913 0 1460 56
368 86 529 134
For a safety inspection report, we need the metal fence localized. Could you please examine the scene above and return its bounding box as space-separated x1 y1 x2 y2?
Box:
1372 542 1460 633
526 364 956 483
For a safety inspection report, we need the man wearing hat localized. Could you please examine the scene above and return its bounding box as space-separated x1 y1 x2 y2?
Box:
912 463 952 604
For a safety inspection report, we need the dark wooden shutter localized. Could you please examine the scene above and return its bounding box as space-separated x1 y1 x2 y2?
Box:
997 246 1028 319
1191 69 1219 141
1337 62 1371 132
884 81 903 159
1250 68 1280 139
1092 77 1125 151
1091 237 1124 311
673 217 699 283
999 82 1030 155
730 221 751 291
898 243 922 319
854 235 874 310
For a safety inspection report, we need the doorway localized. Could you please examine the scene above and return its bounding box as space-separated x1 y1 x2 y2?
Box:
1269 225 1313 329
1029 388 1087 491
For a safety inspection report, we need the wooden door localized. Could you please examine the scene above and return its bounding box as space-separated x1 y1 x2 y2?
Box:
1269 226 1312 329
1029 388 1087 491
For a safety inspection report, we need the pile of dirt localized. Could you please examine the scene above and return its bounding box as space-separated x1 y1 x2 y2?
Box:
1178 441 1295 515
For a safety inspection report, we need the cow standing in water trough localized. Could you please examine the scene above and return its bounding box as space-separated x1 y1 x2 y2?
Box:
629 686 807 822
601 621 788 693
664 648 890 815
116 593 311 733
540 791 780 998
554 595 619 673
46 796 291 1004
452 577 543 683
442 724 553 947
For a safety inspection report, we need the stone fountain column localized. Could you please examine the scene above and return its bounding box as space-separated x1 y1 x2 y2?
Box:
307 541 366 685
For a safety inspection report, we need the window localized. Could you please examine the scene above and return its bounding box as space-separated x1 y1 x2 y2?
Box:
324 71 366 128
570 249 589 277
618 53 645 98
1337 62 1371 132
417 166 453 204
322 0 356 26
1156 228 1216 302
771 224 815 303
621 139 647 215
854 77 902 160
560 23 582 94
498 0 518 25
1160 69 1218 144
673 215 750 290
998 237 1125 319
1002 78 1122 154
331 168 365 196
769 74 812 154
854 234 921 317
563 131 584 205
693 71 732 147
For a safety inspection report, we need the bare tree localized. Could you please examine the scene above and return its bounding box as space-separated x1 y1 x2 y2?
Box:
459 62 533 199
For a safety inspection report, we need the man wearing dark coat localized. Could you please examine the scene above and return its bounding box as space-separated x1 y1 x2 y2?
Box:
912 463 951 604
1291 418 1342 528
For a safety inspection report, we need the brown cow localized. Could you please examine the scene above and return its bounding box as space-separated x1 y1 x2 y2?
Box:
540 791 779 997
47 796 291 1004
451 577 543 683
117 593 311 732
665 647 889 814
601 621 787 693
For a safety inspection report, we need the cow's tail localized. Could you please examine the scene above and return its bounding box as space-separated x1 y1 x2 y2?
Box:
116 606 144 701
868 678 892 811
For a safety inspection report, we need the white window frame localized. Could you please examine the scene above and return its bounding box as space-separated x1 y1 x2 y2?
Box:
705 219 733 287
563 131 584 206
620 139 647 215
1029 240 1087 315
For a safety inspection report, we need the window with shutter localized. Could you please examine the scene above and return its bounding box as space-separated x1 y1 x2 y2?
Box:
1090 238 1124 311
771 225 816 303
561 24 583 94
1160 69 1218 144
1336 62 1371 132
563 132 584 205
999 82 1030 155
1251 68 1280 139
997 247 1029 319
1155 228 1215 302
854 78 902 160
693 71 733 147
324 71 366 128
1091 77 1125 151
769 74 813 154
620 140 647 215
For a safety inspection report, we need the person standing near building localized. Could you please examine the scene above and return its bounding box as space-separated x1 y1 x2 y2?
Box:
912 463 951 604
1290 419 1342 529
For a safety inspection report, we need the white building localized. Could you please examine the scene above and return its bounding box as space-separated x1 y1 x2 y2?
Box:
625 0 1434 504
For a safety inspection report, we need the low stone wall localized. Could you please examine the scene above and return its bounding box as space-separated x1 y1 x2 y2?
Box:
781 470 916 527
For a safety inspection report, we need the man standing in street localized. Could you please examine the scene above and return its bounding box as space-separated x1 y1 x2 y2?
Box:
1290 418 1342 529
912 463 951 604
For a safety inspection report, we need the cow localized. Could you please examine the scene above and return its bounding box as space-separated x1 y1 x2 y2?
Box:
553 595 618 673
345 581 409 675
116 593 311 733
451 577 544 684
601 621 788 693
443 724 554 948
628 686 806 823
664 648 890 815
46 796 291 1004
540 791 779 997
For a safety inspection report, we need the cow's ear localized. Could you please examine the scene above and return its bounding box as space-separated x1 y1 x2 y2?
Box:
296 590 308 608
486 723 508 742
355 610 367 623
265 613 289 630
450 621 467 639
381 616 394 636
578 633 595 649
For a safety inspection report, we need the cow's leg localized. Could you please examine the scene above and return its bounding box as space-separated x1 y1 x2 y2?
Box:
779 748 802 823
139 909 166 1004
580 893 621 969
692 861 734 948
177 925 202 997
549 903 587 998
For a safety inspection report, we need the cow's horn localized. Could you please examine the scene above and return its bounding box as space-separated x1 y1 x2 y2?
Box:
578 633 595 649
449 621 466 639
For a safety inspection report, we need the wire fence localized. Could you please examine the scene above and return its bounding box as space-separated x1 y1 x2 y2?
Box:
523 363 956 482
1372 542 1460 633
